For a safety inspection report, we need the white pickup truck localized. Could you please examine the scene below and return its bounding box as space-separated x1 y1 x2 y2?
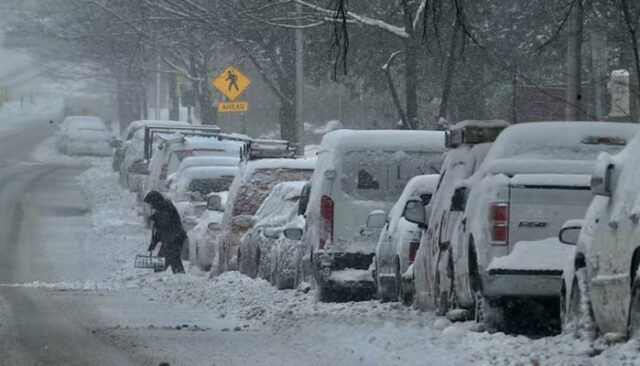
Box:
448 121 638 330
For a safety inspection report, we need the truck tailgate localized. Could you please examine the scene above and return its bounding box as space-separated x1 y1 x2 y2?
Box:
508 174 592 253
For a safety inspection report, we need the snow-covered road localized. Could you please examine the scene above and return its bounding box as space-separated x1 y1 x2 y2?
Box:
0 116 639 365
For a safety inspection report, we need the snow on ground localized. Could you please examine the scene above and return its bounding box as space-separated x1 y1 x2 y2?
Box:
35 139 640 365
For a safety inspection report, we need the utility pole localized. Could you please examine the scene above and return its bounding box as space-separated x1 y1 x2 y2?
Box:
565 0 583 121
155 54 161 119
295 3 304 152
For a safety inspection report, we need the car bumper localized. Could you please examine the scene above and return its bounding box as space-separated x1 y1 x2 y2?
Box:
313 251 375 289
483 270 562 298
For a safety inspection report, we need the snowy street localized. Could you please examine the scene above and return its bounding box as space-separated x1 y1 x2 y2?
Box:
0 117 635 366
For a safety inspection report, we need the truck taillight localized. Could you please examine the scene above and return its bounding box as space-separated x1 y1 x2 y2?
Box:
489 202 509 245
319 195 334 250
408 240 420 263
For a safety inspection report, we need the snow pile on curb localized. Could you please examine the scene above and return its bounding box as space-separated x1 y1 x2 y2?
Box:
127 270 428 329
76 159 150 284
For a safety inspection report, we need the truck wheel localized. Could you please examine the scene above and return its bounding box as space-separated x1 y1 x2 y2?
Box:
391 257 404 303
317 283 339 302
475 291 504 332
628 271 640 340
561 277 581 337
400 279 413 306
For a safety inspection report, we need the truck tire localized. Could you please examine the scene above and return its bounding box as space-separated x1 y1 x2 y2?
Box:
628 271 640 340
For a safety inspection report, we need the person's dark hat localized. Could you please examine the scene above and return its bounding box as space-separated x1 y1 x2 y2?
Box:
144 191 165 206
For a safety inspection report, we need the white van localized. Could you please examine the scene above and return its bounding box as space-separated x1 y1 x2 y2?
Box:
304 129 447 302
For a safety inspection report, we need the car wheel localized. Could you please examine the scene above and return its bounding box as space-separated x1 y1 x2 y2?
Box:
628 271 640 340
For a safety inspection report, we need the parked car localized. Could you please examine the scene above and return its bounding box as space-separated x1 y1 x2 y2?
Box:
142 135 243 197
213 158 315 275
560 131 640 341
140 136 245 220
303 129 447 302
112 120 188 172
409 120 508 313
56 116 113 156
448 121 637 331
373 174 439 305
165 155 239 190
168 165 237 230
238 181 307 280
188 194 227 271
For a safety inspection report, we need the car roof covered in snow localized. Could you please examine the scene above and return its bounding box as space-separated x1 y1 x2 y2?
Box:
246 157 316 172
484 121 639 162
177 166 238 181
450 119 510 130
178 156 239 169
318 129 446 152
64 116 103 123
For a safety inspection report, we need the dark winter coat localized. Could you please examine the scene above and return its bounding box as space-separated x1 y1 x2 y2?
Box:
147 199 187 255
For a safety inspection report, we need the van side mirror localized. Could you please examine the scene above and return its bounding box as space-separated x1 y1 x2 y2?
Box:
404 199 427 228
366 210 387 229
283 227 304 241
559 221 582 245
450 187 467 212
591 156 614 196
298 183 311 215
206 195 224 211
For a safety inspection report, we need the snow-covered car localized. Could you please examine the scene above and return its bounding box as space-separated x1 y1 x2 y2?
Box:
140 135 245 218
56 116 113 156
115 120 189 186
169 165 237 231
560 132 640 341
112 120 188 172
188 194 227 271
373 174 439 305
238 181 307 280
304 129 447 302
409 120 508 313
213 158 315 275
164 155 239 190
449 121 637 331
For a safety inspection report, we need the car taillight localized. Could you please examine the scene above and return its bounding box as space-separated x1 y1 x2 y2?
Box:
490 202 509 245
408 240 420 263
319 195 334 250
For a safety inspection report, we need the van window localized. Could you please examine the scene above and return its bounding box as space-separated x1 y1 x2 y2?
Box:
341 151 444 201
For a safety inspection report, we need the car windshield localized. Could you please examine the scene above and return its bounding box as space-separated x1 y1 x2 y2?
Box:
231 169 312 217
186 175 234 197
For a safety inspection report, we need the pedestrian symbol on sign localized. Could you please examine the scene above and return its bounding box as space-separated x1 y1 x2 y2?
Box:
226 70 239 92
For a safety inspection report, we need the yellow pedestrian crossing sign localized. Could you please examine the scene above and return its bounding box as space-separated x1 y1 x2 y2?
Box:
212 66 251 101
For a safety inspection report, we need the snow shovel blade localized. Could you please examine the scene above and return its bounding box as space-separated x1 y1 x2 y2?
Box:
134 254 166 271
